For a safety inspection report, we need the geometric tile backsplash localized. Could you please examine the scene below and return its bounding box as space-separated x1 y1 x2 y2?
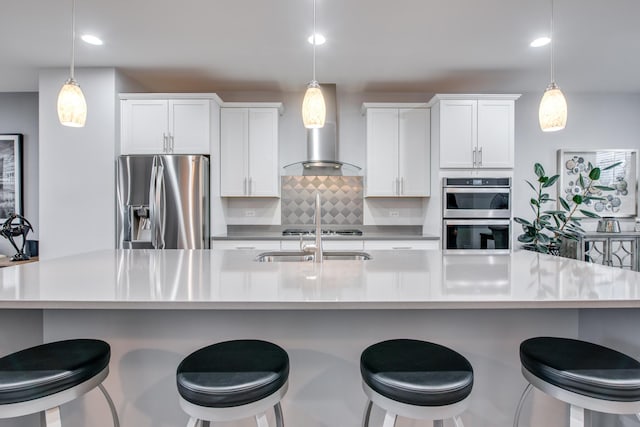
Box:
281 176 364 225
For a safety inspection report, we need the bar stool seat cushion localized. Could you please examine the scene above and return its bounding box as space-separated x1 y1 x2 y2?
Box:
360 339 473 407
0 339 110 405
520 337 640 402
177 340 289 408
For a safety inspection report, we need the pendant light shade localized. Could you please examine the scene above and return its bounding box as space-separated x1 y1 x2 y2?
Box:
539 0 566 132
58 78 87 127
301 0 326 129
302 81 326 128
58 0 87 128
539 82 567 132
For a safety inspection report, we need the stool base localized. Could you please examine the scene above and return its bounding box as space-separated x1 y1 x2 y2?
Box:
361 382 469 427
0 367 119 427
514 368 640 427
179 382 287 427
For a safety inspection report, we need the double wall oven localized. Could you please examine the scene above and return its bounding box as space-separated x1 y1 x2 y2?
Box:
442 177 512 252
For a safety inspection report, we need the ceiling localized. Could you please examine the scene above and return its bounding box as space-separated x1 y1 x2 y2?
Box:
2 0 639 94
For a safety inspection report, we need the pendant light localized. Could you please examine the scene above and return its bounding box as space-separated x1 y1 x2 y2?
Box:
57 0 87 128
538 0 567 132
301 0 326 129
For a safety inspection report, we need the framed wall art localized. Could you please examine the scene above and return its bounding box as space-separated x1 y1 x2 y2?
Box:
557 149 637 218
0 134 23 221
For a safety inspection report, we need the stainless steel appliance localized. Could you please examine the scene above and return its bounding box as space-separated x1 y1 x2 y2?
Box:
442 177 512 252
443 177 511 218
117 155 210 249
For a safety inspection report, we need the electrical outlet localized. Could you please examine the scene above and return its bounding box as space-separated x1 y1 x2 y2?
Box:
245 210 256 217
389 210 399 217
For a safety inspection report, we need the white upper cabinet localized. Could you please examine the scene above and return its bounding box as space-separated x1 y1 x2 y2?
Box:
429 94 520 169
120 95 215 155
220 105 281 197
363 104 430 197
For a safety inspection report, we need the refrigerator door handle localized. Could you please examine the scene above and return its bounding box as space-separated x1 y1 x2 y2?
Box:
149 158 158 248
155 161 166 249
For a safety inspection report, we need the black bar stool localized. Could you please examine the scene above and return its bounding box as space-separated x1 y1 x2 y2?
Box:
514 336 640 427
176 339 289 427
0 339 119 426
360 339 474 427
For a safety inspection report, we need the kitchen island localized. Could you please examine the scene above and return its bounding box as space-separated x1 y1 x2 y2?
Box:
0 249 639 427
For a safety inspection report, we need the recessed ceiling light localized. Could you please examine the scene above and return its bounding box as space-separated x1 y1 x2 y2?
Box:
81 34 103 46
530 37 551 47
307 33 326 45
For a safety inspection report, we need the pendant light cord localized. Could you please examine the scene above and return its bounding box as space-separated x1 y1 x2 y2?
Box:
70 0 76 80
550 0 554 84
312 0 317 82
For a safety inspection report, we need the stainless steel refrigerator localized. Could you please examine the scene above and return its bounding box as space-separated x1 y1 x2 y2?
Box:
117 155 210 249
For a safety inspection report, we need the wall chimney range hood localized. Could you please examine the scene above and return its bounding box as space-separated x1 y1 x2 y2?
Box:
284 84 361 176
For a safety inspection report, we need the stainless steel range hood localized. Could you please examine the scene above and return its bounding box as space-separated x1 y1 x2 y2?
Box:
284 84 361 176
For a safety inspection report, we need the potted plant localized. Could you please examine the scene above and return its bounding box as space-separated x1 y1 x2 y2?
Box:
514 162 619 254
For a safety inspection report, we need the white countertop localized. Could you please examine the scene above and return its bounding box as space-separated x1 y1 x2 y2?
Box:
1 249 639 309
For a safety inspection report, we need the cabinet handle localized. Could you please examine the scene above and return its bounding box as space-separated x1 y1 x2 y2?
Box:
472 148 477 167
479 146 483 166
392 247 412 250
394 178 398 195
243 177 247 195
400 177 405 195
248 177 253 195
235 246 256 250
170 135 175 153
163 133 168 153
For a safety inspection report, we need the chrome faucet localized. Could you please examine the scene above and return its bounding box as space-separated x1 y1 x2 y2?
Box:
301 192 323 263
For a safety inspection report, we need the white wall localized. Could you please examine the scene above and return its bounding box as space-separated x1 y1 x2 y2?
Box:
0 92 39 257
38 68 118 260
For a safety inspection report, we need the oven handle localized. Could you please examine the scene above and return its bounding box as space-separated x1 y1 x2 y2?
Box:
443 187 511 193
443 219 511 226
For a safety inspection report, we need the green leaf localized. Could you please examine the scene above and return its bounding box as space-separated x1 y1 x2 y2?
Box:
578 174 585 189
518 234 534 243
579 209 600 218
535 243 550 254
602 161 622 171
526 180 537 192
572 194 584 204
544 210 565 215
531 198 540 207
542 175 560 188
594 185 616 191
588 168 601 181
534 163 545 178
514 217 532 226
537 234 550 243
560 198 571 211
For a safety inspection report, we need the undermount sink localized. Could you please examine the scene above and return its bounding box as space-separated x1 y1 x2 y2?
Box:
255 251 372 262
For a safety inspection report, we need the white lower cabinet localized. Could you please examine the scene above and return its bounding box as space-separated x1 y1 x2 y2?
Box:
211 240 280 251
280 240 365 251
364 240 439 250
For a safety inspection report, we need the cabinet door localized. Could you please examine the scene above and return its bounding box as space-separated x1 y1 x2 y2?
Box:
121 99 168 154
248 108 279 197
608 238 636 270
169 99 211 154
366 109 399 196
220 108 249 196
439 100 476 168
398 108 430 196
477 100 514 168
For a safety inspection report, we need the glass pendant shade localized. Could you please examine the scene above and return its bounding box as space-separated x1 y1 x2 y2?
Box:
302 81 326 129
539 82 567 132
57 78 87 127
